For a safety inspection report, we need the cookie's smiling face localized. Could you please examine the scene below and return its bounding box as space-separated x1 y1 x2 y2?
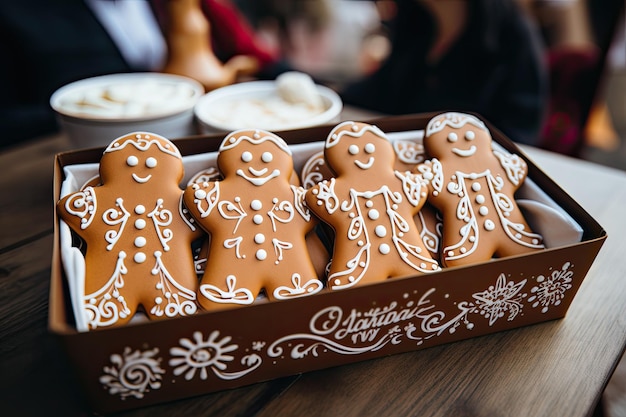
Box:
101 132 183 186
424 113 491 162
325 121 395 176
219 129 293 186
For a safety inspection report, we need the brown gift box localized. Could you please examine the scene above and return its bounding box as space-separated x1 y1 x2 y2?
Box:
49 114 606 413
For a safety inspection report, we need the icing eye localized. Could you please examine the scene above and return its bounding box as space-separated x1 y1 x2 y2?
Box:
241 151 253 162
261 152 273 163
364 143 375 154
465 130 476 140
145 157 157 168
127 155 139 166
447 132 458 143
348 144 359 155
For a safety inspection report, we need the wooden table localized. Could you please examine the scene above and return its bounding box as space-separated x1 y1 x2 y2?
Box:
1 128 625 417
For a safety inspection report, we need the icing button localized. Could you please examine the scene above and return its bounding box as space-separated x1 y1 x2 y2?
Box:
134 236 147 248
253 214 263 224
134 252 147 263
135 219 146 229
135 205 146 214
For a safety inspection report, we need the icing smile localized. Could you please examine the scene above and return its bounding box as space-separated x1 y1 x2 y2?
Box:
237 167 280 186
452 146 477 157
132 173 152 183
354 157 374 170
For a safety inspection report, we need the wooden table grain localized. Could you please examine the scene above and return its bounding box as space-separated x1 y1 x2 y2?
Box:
1 131 625 417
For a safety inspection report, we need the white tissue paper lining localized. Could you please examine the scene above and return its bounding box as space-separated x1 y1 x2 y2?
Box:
58 130 583 331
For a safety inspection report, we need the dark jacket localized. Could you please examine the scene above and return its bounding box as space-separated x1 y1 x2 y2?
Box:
341 0 548 145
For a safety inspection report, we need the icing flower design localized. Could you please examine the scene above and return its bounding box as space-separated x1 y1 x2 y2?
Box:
528 262 574 313
170 330 263 381
170 331 238 381
100 347 165 399
472 273 527 326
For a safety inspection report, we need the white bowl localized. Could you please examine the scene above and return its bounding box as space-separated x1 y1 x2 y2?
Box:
194 80 343 134
50 73 204 148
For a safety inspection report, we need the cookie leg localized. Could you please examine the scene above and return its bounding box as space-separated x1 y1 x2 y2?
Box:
270 272 324 300
198 274 258 310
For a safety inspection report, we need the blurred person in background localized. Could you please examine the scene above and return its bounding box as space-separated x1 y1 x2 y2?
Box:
340 0 548 146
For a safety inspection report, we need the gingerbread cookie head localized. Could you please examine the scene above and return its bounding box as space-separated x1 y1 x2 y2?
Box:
101 132 184 188
217 128 293 185
184 129 323 311
419 112 544 267
423 112 493 171
57 132 199 330
325 121 396 180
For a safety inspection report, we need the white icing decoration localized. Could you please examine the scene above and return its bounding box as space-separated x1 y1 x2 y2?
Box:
135 205 146 214
132 173 152 183
134 252 146 263
254 233 265 244
103 198 130 250
256 249 267 260
375 225 387 238
348 144 359 155
326 121 387 149
135 219 146 229
440 168 544 263
447 132 458 143
149 251 197 317
147 199 173 251
251 200 262 210
200 275 255 305
379 243 390 254
104 133 182 159
465 130 476 140
237 167 280 186
316 185 439 290
479 206 489 216
100 347 164 399
368 209 380 220
452 146 477 158
134 236 147 247
169 330 262 382
253 214 263 224
425 112 487 137
126 155 139 166
220 130 292 156
267 199 294 232
354 157 374 170
64 187 97 230
83 251 131 329
493 149 527 186
241 151 253 162
146 157 157 168
224 237 244 258
273 273 324 300
262 151 273 163
364 143 375 153
475 194 485 204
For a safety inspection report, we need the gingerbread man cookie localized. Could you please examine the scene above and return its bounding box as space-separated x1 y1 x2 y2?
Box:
57 132 201 330
305 121 440 291
183 129 324 310
418 112 544 267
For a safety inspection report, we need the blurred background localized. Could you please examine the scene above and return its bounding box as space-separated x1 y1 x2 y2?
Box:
1 1 625 415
